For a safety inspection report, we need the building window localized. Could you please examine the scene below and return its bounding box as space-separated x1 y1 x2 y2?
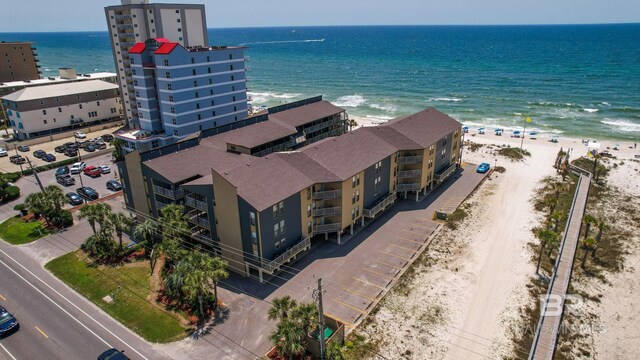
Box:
165 72 171 78
351 208 356 220
356 190 360 202
195 92 199 98
170 107 175 113
164 59 169 66
97 101 100 106
40 99 44 105
273 223 279 237
193 80 197 87
352 192 355 204
43 119 47 124
209 78 212 84
55 97 60 102
207 67 211 74
251 231 257 245
250 212 256 226
79 104 83 109
280 219 285 235
174 129 178 136
196 103 200 109
177 18 181 23
352 176 356 188
178 28 182 32
95 92 98 97
76 94 81 100
197 114 201 120
58 107 62 112
172 118 177 125
229 54 233 60
192 69 196 76
169 95 174 102
307 205 311 217
230 64 234 71
232 96 236 102
134 80 138 86
231 75 234 81
42 109 47 115
167 83 172 90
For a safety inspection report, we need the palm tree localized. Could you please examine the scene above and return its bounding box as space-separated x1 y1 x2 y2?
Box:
107 212 130 250
159 204 190 240
593 220 608 258
580 237 597 270
134 218 157 248
207 256 229 310
81 228 117 261
551 211 567 232
79 203 112 235
592 154 602 181
268 296 299 322
25 192 51 226
536 229 559 274
582 214 597 241
43 185 65 213
292 302 318 336
543 197 558 229
270 319 306 360
347 118 358 131
550 181 568 200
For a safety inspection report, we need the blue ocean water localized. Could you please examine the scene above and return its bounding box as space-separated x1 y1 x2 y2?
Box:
1 24 639 140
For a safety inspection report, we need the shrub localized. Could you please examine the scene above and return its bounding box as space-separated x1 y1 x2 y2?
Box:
494 166 507 173
4 186 20 201
497 147 531 161
59 210 74 228
2 172 21 183
13 203 26 211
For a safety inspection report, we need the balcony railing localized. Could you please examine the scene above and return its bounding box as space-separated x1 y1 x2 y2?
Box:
186 196 208 211
117 24 134 30
153 185 184 199
396 183 420 192
115 14 132 20
261 236 311 274
364 192 397 218
397 169 422 178
435 163 457 183
313 206 341 217
397 155 422 164
312 189 341 200
314 223 341 234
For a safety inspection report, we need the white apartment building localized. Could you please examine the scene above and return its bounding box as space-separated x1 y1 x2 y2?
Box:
2 80 122 140
104 0 208 128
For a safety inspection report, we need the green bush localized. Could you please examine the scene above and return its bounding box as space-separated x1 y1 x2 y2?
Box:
2 172 22 183
4 186 20 201
13 204 26 211
48 209 74 228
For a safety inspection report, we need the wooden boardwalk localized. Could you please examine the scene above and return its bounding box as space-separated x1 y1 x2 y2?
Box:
529 169 591 360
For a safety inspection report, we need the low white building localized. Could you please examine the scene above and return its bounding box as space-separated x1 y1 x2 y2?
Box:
2 80 122 140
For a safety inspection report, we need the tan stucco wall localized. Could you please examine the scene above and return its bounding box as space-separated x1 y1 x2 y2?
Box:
212 170 245 275
125 150 150 216
300 187 312 237
341 171 363 229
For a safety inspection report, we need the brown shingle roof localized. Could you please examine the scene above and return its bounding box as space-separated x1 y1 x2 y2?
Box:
380 107 461 147
204 120 296 150
269 101 345 128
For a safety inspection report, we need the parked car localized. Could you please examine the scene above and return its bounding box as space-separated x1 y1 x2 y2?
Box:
64 142 77 149
476 162 491 174
9 155 25 164
0 148 7 157
101 134 114 142
70 162 86 174
98 348 130 360
55 165 70 177
76 187 99 201
65 192 84 205
106 180 122 191
98 165 111 174
83 166 102 178
85 144 96 152
57 175 76 187
65 148 78 157
33 149 46 159
17 145 29 152
43 153 56 163
0 305 19 337
94 142 107 150
54 145 67 153
74 131 87 139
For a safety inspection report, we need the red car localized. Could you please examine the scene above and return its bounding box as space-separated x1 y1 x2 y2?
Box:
83 166 102 178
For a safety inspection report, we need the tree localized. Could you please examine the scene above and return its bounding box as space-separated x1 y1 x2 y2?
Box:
268 296 299 323
268 297 319 360
270 319 306 360
81 228 117 261
347 118 358 131
536 229 559 274
543 197 558 229
43 185 65 213
159 204 190 240
107 212 130 250
580 237 597 270
25 192 51 226
112 138 126 162
593 220 608 258
551 211 567 232
134 218 158 248
550 181 568 200
79 203 112 235
592 154 602 181
582 214 597 241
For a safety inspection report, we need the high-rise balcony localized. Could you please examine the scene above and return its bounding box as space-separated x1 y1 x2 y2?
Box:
312 189 341 200
397 155 422 165
186 196 207 211
397 169 422 178
153 185 184 199
313 206 341 217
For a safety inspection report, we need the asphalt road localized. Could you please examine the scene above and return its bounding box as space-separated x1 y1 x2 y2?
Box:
0 240 170 360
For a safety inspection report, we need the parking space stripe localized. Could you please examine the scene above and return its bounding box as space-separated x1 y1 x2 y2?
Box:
401 228 428 237
352 276 386 291
331 299 368 315
380 251 412 263
324 312 354 327
36 325 49 339
388 242 415 251
339 286 376 301
362 267 396 279
0 294 6 301
371 258 403 270
395 234 425 244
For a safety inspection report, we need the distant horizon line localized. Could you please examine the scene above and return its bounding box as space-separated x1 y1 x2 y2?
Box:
1 22 639 34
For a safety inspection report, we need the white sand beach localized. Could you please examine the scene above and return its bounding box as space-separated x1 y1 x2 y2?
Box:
354 116 640 359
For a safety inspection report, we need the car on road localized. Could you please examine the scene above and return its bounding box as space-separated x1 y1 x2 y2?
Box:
55 165 70 177
17 145 30 152
43 153 56 162
74 131 87 139
101 134 114 142
66 192 84 205
0 148 7 157
57 175 76 187
0 305 19 337
76 186 99 201
33 149 47 158
83 166 102 177
98 348 130 360
10 155 26 164
106 180 122 191
70 161 87 174
476 162 491 173
55 145 67 153
98 165 111 174
65 148 78 157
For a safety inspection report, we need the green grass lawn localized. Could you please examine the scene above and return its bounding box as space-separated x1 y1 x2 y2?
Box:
0 217 50 245
46 251 189 343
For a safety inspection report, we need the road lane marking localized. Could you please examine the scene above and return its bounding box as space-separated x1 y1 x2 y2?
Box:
0 294 6 301
0 250 149 360
35 325 49 339
0 343 17 360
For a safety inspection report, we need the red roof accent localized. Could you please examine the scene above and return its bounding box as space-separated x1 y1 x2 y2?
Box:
155 42 179 55
154 37 170 43
128 42 146 54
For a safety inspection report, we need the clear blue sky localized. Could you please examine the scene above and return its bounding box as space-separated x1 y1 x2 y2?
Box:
1 0 639 32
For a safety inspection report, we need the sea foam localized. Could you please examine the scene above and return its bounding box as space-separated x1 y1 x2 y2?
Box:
601 119 640 133
333 94 367 108
428 97 463 102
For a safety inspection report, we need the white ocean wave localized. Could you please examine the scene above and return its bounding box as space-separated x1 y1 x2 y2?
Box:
368 103 397 113
601 102 611 106
601 119 640 133
240 39 325 46
428 97 463 102
365 114 394 121
332 94 367 108
583 108 599 113
247 91 301 104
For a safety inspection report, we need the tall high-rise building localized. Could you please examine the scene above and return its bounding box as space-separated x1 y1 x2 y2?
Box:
0 41 41 82
104 0 208 128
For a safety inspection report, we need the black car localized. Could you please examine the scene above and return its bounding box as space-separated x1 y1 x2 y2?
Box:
85 144 96 152
98 348 130 360
95 142 107 150
106 180 122 191
0 306 19 337
64 142 77 149
33 149 46 158
65 192 84 205
57 175 76 187
76 186 99 200
65 148 78 157
54 145 66 153
10 155 26 164
17 145 29 152
101 134 114 142
56 165 70 177
43 153 56 162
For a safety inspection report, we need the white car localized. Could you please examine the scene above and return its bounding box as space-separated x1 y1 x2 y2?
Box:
0 148 7 157
74 131 87 139
98 165 111 174
69 161 87 174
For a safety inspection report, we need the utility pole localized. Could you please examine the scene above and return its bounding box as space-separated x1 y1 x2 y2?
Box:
313 278 327 360
25 157 44 192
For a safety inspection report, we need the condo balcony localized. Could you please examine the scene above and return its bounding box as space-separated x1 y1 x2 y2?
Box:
397 169 422 178
115 14 132 20
312 189 341 200
435 163 457 183
117 24 134 30
153 185 184 199
364 192 397 218
186 196 208 211
397 155 423 165
261 235 311 274
313 206 341 217
314 222 342 234
396 182 420 192
189 215 210 229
